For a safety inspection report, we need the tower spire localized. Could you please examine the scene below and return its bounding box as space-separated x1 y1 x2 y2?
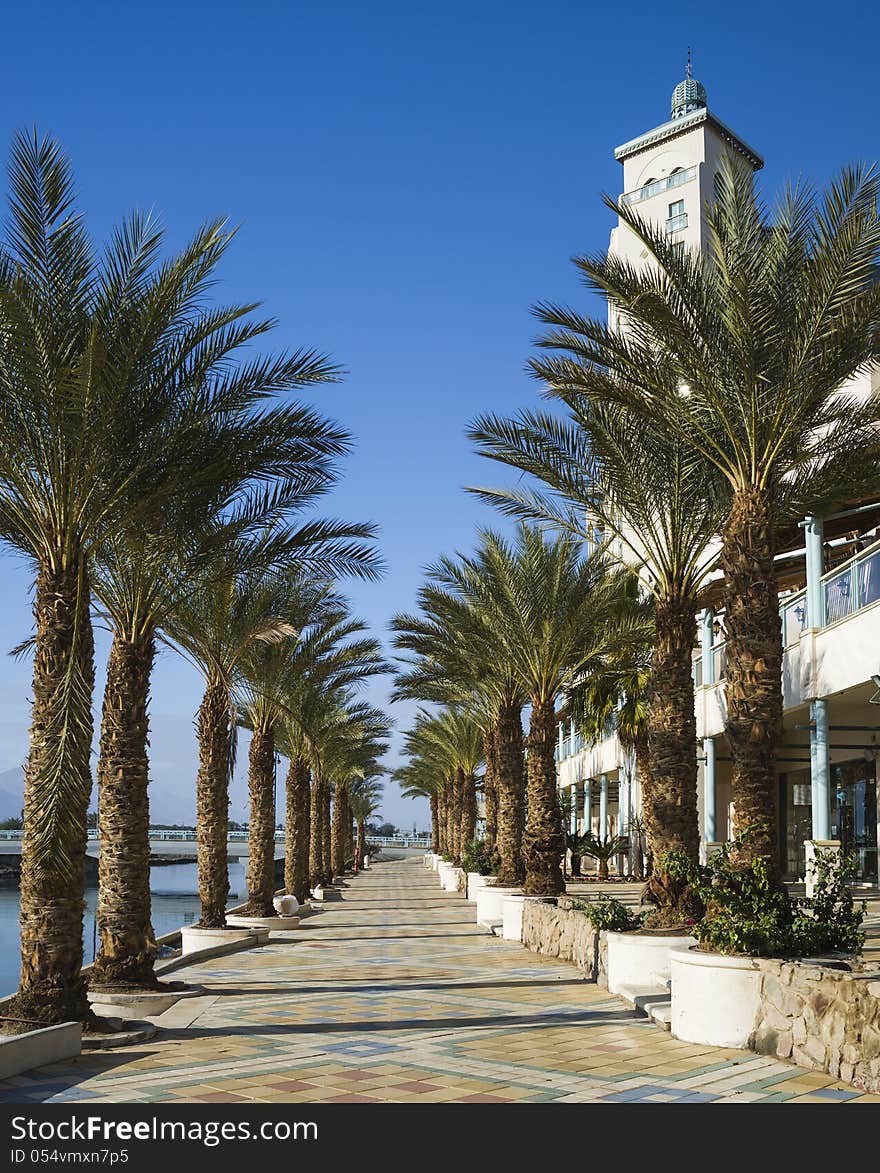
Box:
671 52 706 119
686 46 692 79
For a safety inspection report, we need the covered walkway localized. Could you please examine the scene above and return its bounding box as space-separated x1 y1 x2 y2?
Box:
1 857 877 1104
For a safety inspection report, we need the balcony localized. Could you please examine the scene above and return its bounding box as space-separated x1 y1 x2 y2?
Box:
620 166 697 208
665 213 688 234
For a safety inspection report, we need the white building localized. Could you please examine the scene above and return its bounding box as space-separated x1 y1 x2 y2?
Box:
556 67 880 888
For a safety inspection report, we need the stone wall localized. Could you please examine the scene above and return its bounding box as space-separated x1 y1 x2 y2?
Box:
751 960 880 1092
521 898 607 987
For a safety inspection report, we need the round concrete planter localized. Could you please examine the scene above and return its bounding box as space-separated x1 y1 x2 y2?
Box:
87 983 204 1020
441 866 465 893
606 930 697 995
437 860 455 886
226 913 300 930
501 895 547 941
423 853 434 869
475 884 521 926
670 947 763 1048
180 925 266 956
466 872 497 903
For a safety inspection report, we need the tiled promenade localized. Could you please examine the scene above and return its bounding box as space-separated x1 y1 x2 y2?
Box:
1 856 878 1104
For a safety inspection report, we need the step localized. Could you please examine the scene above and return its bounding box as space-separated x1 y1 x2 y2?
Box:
477 918 503 933
648 1001 672 1030
616 983 670 1013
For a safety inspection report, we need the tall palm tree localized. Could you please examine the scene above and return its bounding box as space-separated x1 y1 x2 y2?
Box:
430 527 640 895
521 157 880 868
90 347 348 986
470 403 720 914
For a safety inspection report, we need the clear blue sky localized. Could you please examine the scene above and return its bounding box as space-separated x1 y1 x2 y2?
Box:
0 0 873 828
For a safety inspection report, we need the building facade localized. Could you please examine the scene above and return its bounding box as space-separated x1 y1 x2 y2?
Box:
556 69 880 888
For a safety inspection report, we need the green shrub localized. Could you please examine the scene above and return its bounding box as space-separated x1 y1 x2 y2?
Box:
664 832 865 958
572 894 647 932
460 837 499 876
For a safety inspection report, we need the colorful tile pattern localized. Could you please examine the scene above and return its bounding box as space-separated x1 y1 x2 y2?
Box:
0 856 876 1104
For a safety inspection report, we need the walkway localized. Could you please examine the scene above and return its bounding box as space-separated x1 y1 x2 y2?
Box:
1 857 878 1104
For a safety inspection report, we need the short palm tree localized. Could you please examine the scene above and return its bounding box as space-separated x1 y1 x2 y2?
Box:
394 765 442 854
350 776 384 868
430 526 642 895
522 157 880 868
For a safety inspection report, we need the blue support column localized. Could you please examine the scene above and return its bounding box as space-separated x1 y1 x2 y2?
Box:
701 607 715 685
703 737 716 842
569 718 576 757
570 785 578 834
810 698 831 840
599 774 608 836
803 515 826 628
558 722 564 759
583 780 592 834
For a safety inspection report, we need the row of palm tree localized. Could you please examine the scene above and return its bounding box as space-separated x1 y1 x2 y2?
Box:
392 526 648 896
0 132 389 1030
466 154 880 896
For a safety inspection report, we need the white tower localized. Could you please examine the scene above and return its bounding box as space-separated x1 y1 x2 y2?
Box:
610 59 763 265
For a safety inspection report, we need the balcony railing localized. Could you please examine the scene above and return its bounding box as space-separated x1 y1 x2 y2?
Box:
665 213 688 234
620 167 697 207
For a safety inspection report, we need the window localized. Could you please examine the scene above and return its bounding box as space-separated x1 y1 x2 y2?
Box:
668 199 685 218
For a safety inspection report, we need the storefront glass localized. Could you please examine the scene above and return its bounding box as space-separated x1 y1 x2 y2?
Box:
783 760 878 883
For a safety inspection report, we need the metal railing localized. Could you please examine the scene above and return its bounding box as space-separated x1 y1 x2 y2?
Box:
620 166 696 207
665 213 688 234
0 828 432 847
823 540 880 625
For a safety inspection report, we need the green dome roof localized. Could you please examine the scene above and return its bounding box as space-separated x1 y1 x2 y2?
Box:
671 75 707 120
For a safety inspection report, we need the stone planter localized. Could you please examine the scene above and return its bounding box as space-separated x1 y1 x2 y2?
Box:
501 895 548 941
0 1022 81 1079
606 929 696 996
442 865 465 893
180 925 267 957
87 983 204 1021
437 860 455 886
226 913 300 931
466 872 497 902
475 884 521 927
431 853 442 871
274 895 299 917
424 853 434 869
670 947 763 1048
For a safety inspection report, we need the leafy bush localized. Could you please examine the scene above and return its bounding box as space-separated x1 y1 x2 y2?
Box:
461 837 499 876
572 894 647 932
664 832 865 958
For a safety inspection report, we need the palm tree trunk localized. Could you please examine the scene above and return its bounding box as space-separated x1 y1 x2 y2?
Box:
522 698 565 895
246 727 276 917
721 486 783 872
495 705 525 885
7 556 95 1029
436 787 447 855
309 773 324 889
450 770 463 864
92 629 158 990
429 792 440 853
482 728 498 855
322 779 332 883
195 674 232 928
461 770 478 849
331 782 348 879
444 781 455 858
284 759 311 903
642 595 701 918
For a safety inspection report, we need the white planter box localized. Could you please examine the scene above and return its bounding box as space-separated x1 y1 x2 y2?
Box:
0 1022 81 1079
437 861 455 886
466 873 497 902
87 984 204 1020
606 930 696 995
442 866 465 893
226 913 300 930
670 947 763 1048
501 895 547 941
475 885 521 926
431 854 442 871
423 853 434 869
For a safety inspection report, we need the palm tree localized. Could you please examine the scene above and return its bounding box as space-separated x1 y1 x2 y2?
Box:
392 590 527 884
90 340 348 986
395 764 441 854
350 776 384 869
326 709 390 879
429 527 641 895
469 405 717 915
521 157 880 868
167 537 378 929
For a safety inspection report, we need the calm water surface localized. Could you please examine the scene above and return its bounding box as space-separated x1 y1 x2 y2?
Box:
0 860 247 997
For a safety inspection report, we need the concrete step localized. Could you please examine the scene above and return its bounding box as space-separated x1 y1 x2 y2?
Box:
477 918 503 933
615 982 672 1029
